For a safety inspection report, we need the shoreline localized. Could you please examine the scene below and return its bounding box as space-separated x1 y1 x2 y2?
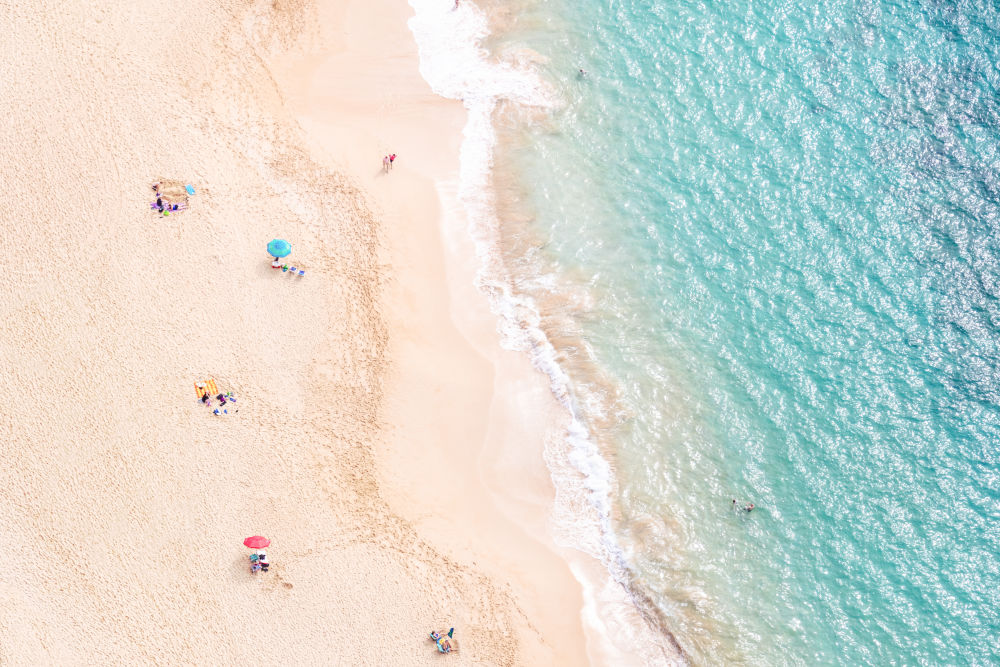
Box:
285 0 686 663
402 0 687 663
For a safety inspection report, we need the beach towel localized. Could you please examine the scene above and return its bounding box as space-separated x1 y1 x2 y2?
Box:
194 378 219 399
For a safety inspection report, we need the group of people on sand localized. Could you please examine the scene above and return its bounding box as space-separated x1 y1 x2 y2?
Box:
249 552 270 573
430 628 456 653
200 391 237 415
151 182 185 215
382 153 397 173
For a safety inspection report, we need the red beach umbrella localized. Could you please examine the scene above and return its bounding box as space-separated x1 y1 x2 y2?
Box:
243 535 270 549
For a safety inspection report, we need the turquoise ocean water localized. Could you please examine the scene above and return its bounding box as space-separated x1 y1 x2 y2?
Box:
412 0 1000 663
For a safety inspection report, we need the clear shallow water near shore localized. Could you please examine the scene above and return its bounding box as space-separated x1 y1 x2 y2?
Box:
411 0 1000 664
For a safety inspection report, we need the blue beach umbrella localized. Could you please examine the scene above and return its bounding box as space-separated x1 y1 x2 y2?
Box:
267 239 291 259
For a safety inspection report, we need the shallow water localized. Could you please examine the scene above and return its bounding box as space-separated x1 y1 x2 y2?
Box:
412 0 1000 663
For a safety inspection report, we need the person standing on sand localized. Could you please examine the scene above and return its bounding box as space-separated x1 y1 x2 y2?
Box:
383 155 390 173
389 153 396 170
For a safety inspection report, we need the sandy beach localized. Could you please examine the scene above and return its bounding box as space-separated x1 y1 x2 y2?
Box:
0 0 592 664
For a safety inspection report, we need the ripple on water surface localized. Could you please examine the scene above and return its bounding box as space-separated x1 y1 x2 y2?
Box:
487 0 1000 663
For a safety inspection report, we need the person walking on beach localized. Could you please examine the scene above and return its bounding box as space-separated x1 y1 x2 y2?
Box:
383 155 390 173
389 153 396 170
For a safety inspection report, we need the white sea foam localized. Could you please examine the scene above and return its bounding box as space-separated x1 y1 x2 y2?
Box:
407 2 681 664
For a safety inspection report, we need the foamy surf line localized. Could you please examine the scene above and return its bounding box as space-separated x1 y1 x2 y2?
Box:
406 1 684 663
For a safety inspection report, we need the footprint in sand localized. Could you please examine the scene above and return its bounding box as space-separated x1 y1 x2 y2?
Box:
270 572 293 590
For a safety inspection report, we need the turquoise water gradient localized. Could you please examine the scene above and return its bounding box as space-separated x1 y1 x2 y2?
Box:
494 0 1000 663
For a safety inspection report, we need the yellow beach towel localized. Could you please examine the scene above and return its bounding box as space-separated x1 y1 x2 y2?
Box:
194 378 219 399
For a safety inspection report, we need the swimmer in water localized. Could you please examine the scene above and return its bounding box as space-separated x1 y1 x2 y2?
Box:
733 499 754 513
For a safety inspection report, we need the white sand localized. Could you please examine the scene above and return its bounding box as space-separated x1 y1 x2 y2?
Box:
0 0 591 664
